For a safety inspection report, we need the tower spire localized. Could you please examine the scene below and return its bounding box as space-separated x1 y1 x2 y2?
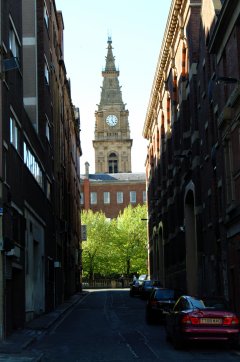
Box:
104 36 117 72
99 37 123 110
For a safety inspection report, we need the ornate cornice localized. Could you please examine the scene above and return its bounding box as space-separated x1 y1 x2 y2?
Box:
143 0 201 140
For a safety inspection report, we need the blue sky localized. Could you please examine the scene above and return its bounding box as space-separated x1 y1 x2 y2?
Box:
55 0 172 173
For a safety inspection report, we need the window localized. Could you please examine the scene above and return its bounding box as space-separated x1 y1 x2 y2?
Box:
45 115 50 141
130 191 136 203
143 191 146 203
90 192 97 204
108 152 118 173
9 27 20 60
10 116 20 151
224 140 234 203
182 43 187 78
44 3 49 28
44 61 49 85
46 180 51 200
104 192 110 204
117 192 123 204
80 192 84 205
23 142 43 188
167 95 171 133
3 149 7 183
208 193 212 224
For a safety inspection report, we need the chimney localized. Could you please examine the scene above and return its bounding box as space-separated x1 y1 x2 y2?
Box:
85 162 90 178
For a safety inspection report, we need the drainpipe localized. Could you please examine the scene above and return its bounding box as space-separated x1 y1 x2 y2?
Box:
0 190 3 340
0 0 5 340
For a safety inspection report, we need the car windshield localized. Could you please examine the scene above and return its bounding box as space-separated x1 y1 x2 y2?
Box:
139 274 147 281
155 289 174 299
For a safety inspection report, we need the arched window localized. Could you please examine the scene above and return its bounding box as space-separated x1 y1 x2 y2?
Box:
156 127 160 155
167 94 171 133
108 152 118 173
173 70 178 106
161 112 165 140
182 43 187 79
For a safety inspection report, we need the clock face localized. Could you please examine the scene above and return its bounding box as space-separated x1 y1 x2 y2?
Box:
106 114 118 127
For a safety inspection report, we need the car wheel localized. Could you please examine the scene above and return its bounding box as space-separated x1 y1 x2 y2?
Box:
146 310 154 324
172 334 184 350
164 325 171 342
227 337 239 349
165 334 171 342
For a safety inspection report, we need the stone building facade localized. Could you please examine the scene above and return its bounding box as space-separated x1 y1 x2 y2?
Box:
0 0 81 338
143 0 240 312
81 38 145 219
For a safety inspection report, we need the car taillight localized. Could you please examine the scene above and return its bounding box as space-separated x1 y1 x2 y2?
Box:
223 316 239 325
181 315 200 325
150 300 158 306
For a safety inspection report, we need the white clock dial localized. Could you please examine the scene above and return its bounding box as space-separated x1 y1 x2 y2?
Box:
106 114 118 127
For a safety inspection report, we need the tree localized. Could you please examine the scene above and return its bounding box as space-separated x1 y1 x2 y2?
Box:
81 204 148 279
81 210 114 280
115 204 148 276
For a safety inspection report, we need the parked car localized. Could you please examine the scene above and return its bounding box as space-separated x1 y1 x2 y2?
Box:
138 274 148 281
129 274 148 297
140 280 163 299
145 288 176 323
165 295 240 349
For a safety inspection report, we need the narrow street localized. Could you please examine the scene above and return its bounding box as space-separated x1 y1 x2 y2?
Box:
27 289 240 361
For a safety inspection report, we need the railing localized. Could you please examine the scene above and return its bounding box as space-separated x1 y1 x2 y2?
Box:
82 277 132 289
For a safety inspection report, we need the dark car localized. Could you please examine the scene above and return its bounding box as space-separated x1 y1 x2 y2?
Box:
165 295 240 349
145 288 176 323
129 274 148 297
140 280 163 300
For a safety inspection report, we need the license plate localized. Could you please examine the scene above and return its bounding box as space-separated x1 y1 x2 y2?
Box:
200 318 222 324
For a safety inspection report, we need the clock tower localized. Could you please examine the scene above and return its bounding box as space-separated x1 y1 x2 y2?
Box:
93 37 132 173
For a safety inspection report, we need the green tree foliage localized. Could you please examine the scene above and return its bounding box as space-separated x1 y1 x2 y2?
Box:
81 210 114 279
81 204 148 278
115 204 148 276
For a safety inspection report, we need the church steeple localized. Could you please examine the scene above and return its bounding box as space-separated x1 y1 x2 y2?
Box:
93 38 132 174
99 37 124 110
104 37 118 73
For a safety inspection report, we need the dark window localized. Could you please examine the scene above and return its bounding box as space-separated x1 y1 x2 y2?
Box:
108 152 118 173
155 289 174 300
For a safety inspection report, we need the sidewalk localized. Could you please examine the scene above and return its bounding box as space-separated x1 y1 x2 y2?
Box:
0 291 89 361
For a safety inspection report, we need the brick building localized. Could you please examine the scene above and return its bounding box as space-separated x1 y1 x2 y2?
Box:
81 164 146 218
0 0 81 338
143 0 240 312
208 0 240 312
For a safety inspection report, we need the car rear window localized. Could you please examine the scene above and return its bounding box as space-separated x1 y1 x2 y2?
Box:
191 299 205 309
155 289 174 299
144 281 152 286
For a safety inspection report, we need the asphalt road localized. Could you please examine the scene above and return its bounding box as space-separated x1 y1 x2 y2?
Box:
29 289 240 361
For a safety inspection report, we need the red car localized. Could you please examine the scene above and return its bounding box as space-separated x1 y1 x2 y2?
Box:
165 295 240 349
